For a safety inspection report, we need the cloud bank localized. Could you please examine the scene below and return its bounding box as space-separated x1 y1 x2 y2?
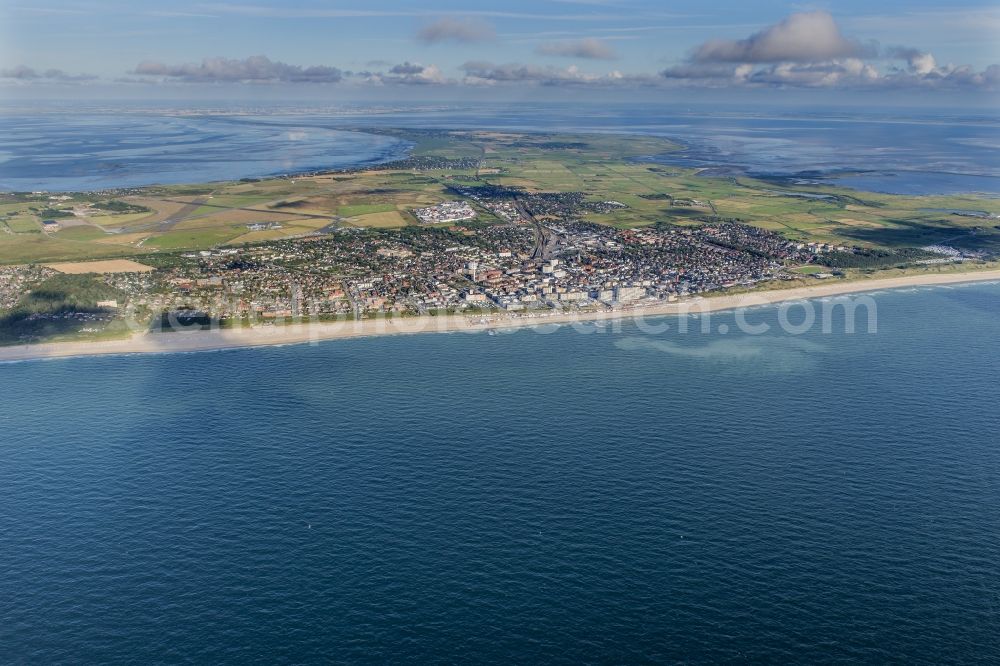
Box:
662 11 997 91
132 56 344 83
1 65 96 81
460 61 637 86
372 62 447 85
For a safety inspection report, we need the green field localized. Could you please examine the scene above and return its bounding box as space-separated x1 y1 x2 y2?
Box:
791 265 831 275
0 233 141 264
5 216 42 233
142 227 245 250
338 203 398 217
55 226 112 241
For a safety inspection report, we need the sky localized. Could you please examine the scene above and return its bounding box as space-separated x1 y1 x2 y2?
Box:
1 0 998 103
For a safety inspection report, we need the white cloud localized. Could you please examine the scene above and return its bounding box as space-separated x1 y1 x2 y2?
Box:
746 59 881 87
887 47 937 75
384 62 447 85
692 11 875 63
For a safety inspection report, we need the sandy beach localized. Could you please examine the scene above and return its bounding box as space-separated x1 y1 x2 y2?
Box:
2 269 999 363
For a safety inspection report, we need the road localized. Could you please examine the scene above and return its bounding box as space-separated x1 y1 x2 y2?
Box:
159 198 338 223
514 197 558 261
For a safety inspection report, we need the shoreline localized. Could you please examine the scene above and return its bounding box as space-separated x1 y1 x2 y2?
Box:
2 269 999 364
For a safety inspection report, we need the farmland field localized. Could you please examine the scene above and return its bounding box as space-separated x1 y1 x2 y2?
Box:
45 259 155 274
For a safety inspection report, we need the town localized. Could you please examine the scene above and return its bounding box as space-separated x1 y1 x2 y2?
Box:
1 213 881 343
2 126 995 344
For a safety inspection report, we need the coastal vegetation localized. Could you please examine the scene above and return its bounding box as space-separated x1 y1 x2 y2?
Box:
0 273 124 344
91 200 151 214
819 247 941 269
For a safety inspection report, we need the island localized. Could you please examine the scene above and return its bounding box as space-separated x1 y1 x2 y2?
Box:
1 128 998 360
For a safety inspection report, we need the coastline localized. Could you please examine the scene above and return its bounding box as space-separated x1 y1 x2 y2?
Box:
3 269 999 364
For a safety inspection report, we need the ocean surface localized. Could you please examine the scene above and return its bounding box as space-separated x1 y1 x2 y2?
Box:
2 103 998 194
3 283 999 663
0 113 409 192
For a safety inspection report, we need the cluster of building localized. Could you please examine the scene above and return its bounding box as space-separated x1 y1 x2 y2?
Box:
10 201 949 335
413 201 477 224
0 265 54 310
447 184 630 223
918 245 986 262
49 219 824 326
453 186 524 223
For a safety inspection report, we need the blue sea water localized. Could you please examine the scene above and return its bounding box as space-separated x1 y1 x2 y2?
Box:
0 113 409 192
2 283 999 662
